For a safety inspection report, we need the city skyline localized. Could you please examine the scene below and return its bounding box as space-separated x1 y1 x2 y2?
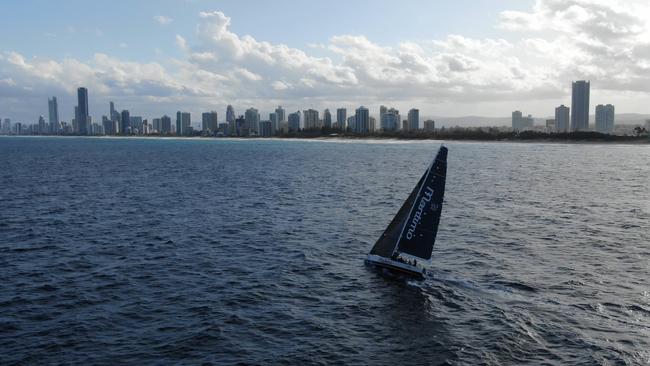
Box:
2 1 650 122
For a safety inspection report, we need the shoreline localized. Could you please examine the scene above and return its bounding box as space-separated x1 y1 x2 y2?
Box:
2 133 649 145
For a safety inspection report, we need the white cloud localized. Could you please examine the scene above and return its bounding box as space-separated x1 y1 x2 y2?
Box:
3 2 650 121
153 15 173 25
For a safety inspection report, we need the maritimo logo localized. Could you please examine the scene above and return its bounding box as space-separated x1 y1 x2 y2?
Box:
405 186 434 240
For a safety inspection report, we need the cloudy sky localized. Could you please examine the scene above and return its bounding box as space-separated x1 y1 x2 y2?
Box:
1 0 650 123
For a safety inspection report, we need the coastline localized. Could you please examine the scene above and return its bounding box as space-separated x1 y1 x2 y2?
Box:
2 133 649 145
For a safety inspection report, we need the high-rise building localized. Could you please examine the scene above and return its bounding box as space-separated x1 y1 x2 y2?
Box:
595 104 615 133
152 118 161 133
202 111 218 134
244 108 260 134
77 87 89 135
129 116 143 134
424 120 436 132
323 109 332 128
176 111 191 136
48 97 59 133
226 105 236 135
571 80 590 131
336 108 347 131
235 115 246 136
275 106 285 124
161 115 172 134
355 106 369 134
348 115 357 132
259 120 273 137
555 105 570 132
288 112 300 132
38 115 46 134
380 107 400 131
269 112 278 135
121 110 130 134
2 118 11 133
407 108 419 131
303 109 320 130
512 110 523 130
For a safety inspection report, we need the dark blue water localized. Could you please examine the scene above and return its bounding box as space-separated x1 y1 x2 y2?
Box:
1 136 649 365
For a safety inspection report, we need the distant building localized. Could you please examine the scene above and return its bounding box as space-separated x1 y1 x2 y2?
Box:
355 106 369 134
152 118 161 133
323 109 332 128
259 120 273 137
38 115 46 134
202 111 218 134
424 120 435 132
336 108 347 131
369 116 376 132
571 80 590 131
48 97 59 133
288 111 300 132
235 115 247 136
303 109 320 130
161 115 172 134
380 107 400 132
77 87 89 135
407 108 419 131
226 105 236 135
129 116 143 134
275 106 285 124
555 105 570 132
244 108 260 134
512 111 534 130
269 113 278 135
348 115 357 132
121 110 130 134
595 104 615 133
2 118 10 133
545 119 555 131
176 111 191 136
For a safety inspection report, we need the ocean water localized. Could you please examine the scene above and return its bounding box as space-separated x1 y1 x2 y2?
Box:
1 136 649 365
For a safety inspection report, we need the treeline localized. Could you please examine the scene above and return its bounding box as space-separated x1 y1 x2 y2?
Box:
277 127 649 142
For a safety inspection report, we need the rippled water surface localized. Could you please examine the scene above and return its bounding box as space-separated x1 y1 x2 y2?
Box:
1 136 649 365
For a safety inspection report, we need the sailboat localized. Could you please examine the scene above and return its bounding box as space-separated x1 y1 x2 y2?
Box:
365 146 447 279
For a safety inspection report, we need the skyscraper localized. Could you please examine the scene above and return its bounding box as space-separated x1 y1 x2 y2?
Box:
202 111 218 134
275 106 285 124
77 87 89 135
161 115 172 134
121 110 130 134
595 104 615 133
323 109 332 128
303 109 319 130
48 97 59 133
424 120 436 132
336 108 347 131
380 107 400 131
244 108 260 134
269 112 278 135
288 112 300 132
226 105 236 135
571 80 590 131
38 115 46 134
555 105 570 132
355 106 369 134
176 111 191 136
407 108 419 131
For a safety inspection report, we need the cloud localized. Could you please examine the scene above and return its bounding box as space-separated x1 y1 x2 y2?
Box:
153 15 173 25
2 2 650 122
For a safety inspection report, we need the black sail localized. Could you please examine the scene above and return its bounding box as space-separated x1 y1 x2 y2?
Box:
369 172 427 258
396 146 447 260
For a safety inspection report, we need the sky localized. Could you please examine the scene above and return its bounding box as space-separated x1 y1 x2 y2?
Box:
2 0 650 123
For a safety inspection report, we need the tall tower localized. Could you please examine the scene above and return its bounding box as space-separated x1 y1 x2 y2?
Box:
355 106 369 134
48 96 59 133
407 108 419 131
555 105 570 132
323 109 332 128
336 108 347 131
121 110 130 135
275 106 285 124
77 87 89 135
571 80 590 131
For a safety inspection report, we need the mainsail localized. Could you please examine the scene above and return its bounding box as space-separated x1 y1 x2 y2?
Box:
368 146 447 260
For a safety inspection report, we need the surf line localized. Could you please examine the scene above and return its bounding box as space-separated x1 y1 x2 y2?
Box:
405 186 434 240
